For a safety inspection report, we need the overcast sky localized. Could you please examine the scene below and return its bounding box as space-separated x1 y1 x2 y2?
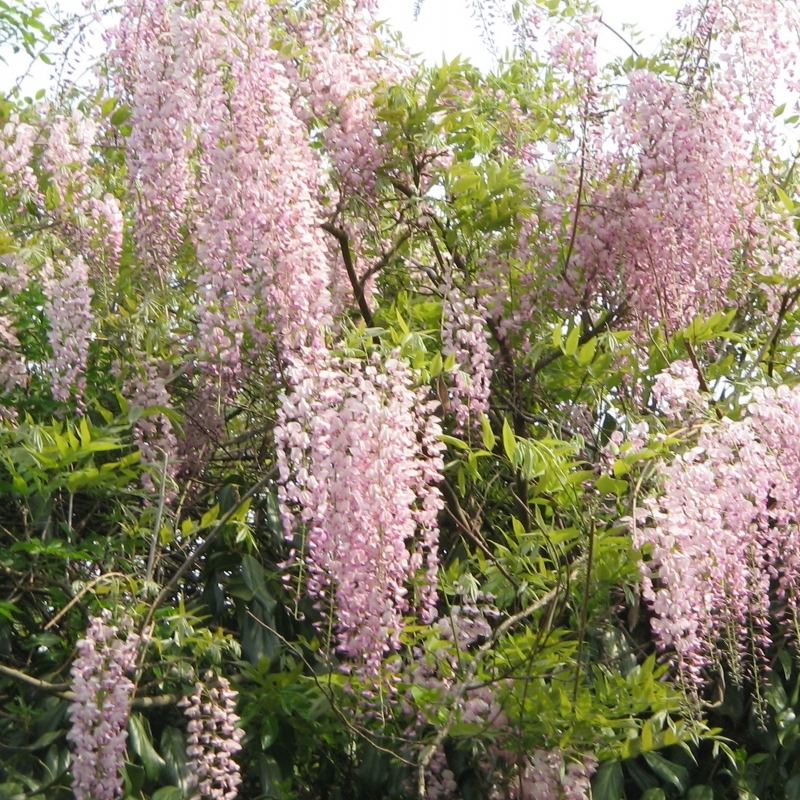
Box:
379 0 686 69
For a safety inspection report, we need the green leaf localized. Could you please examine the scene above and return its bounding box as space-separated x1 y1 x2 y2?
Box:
578 336 596 365
552 322 563 350
259 755 282 797
200 503 220 528
687 787 714 800
439 434 469 450
592 761 624 800
110 104 132 126
79 416 91 447
502 418 515 461
242 554 276 612
100 96 117 116
641 718 654 751
596 475 628 497
127 713 165 780
776 186 795 213
564 325 580 356
480 413 496 452
123 762 145 796
160 727 191 794
151 788 183 800
0 602 17 621
641 790 666 800
642 752 689 793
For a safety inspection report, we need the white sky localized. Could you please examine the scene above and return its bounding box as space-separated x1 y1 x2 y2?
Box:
4 0 686 93
378 0 686 70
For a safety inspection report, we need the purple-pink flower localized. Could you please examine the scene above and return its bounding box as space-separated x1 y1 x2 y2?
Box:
66 613 142 800
638 384 800 693
180 674 245 800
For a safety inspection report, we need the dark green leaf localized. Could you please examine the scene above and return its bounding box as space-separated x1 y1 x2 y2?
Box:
151 787 183 800
642 752 689 793
592 761 624 800
127 712 165 780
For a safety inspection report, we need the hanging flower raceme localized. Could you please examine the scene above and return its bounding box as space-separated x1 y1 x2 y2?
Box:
283 0 393 198
66 613 142 800
180 674 245 800
0 108 123 269
441 279 493 431
505 0 800 341
111 0 335 416
43 256 94 407
637 384 800 694
276 352 444 676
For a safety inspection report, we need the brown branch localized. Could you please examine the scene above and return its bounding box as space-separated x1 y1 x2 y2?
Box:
245 611 415 765
562 117 588 284
743 287 800 381
440 480 519 590
1 661 178 707
388 176 415 198
0 663 70 692
321 222 375 327
43 572 127 631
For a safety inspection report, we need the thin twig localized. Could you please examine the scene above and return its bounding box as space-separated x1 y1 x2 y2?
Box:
143 468 277 630
533 300 629 375
0 663 70 692
245 611 415 765
145 450 169 582
43 572 127 631
416 559 585 798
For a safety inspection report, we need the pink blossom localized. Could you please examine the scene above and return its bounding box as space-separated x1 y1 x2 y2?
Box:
276 352 444 675
638 384 800 693
179 674 245 800
44 257 94 408
651 360 707 419
441 279 493 431
67 613 142 800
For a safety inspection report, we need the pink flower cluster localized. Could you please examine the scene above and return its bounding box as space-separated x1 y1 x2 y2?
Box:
0 255 29 405
276 353 444 674
638 384 800 690
0 108 123 269
44 257 94 407
285 0 391 197
66 613 142 800
494 750 596 800
0 113 38 197
180 674 245 800
111 0 334 407
503 0 800 339
40 112 124 267
441 281 493 431
123 360 177 491
651 360 707 420
569 70 751 330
